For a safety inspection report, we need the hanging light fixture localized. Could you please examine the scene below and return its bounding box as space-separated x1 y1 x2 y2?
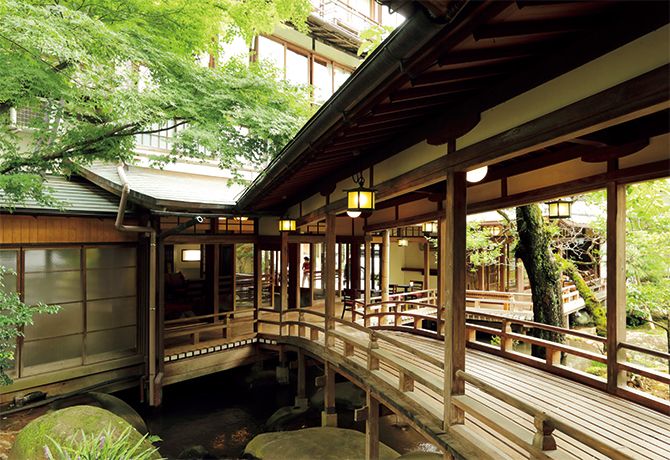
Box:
422 221 438 238
466 165 488 183
398 238 409 247
345 170 376 218
546 198 572 219
278 217 297 232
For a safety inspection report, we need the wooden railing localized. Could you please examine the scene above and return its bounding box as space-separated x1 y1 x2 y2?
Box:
165 310 255 346
256 307 640 459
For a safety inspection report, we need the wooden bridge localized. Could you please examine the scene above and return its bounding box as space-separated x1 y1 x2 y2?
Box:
256 305 669 460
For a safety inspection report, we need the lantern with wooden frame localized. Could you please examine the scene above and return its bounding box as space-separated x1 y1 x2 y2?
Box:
278 217 297 232
398 238 409 247
547 198 572 219
345 171 376 218
422 221 438 238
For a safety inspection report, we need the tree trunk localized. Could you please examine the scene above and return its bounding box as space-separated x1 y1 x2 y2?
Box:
555 253 607 336
515 205 564 359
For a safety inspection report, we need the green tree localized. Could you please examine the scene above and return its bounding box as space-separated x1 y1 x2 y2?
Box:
0 0 313 203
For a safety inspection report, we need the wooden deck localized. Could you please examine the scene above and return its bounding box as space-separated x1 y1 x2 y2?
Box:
262 318 670 460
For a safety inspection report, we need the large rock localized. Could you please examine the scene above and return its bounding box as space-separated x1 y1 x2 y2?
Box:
244 427 398 460
264 405 310 431
9 405 160 460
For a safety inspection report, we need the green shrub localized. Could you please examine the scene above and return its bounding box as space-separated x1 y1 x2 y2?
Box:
44 425 162 460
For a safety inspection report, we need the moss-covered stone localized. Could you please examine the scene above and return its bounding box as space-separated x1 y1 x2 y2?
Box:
9 405 160 460
244 427 398 460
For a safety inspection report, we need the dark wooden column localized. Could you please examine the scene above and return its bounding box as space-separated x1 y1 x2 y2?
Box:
288 242 300 309
309 243 316 306
364 235 372 305
443 170 466 428
423 241 430 291
381 230 390 302
325 213 336 346
253 243 262 333
280 231 289 314
607 181 627 393
437 216 446 336
351 240 361 296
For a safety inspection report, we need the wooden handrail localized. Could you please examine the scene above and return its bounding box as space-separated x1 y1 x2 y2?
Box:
165 310 234 326
619 341 670 360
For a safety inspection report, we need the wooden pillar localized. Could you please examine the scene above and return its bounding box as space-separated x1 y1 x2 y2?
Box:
607 181 627 393
295 349 308 408
325 214 336 346
280 232 289 313
289 242 300 309
365 391 380 460
444 170 466 428
337 243 344 296
381 230 390 302
309 243 316 305
364 235 372 305
269 251 275 309
437 216 446 336
499 243 508 292
253 244 262 333
351 241 361 297
423 241 431 291
321 361 337 426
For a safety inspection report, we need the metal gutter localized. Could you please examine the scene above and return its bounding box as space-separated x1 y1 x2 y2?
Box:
114 163 160 406
236 2 468 210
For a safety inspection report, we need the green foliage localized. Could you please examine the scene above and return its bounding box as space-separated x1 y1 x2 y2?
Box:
466 222 503 270
0 266 59 385
357 24 394 57
44 424 162 460
0 0 312 204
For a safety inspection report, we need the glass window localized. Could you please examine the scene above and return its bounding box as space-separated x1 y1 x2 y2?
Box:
87 297 137 331
86 326 136 359
24 270 82 305
87 267 137 300
286 49 309 86
86 247 136 269
25 248 80 272
257 36 284 71
0 250 18 294
313 59 333 103
22 335 82 371
24 302 83 340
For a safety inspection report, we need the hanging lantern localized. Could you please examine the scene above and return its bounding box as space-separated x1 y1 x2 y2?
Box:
466 165 488 183
345 171 376 218
398 238 409 247
278 217 297 232
547 198 572 219
422 221 438 237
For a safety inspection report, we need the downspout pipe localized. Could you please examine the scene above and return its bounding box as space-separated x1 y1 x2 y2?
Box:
114 163 160 406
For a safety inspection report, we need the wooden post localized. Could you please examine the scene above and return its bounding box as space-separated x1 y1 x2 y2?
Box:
364 234 372 306
381 230 390 302
321 361 337 427
337 243 344 297
253 244 262 333
444 170 466 428
607 181 627 393
325 214 336 347
289 242 300 309
280 231 289 317
212 245 220 319
437 216 447 337
309 243 316 306
351 241 361 297
423 241 431 292
365 391 380 460
295 349 308 408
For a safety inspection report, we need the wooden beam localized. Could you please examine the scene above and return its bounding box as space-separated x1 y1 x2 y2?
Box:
444 170 466 428
365 391 380 460
325 213 336 347
606 181 627 393
473 18 586 40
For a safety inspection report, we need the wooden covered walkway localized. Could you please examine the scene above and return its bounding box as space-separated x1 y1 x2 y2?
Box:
259 309 670 460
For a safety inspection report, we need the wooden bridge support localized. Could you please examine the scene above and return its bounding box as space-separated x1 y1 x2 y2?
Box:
443 170 467 428
321 361 338 427
366 392 380 460
607 181 627 393
295 349 308 408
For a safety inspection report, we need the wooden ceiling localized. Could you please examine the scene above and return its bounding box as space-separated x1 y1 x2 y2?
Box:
246 1 669 212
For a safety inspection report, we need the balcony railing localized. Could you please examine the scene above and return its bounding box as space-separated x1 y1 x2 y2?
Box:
311 0 378 35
